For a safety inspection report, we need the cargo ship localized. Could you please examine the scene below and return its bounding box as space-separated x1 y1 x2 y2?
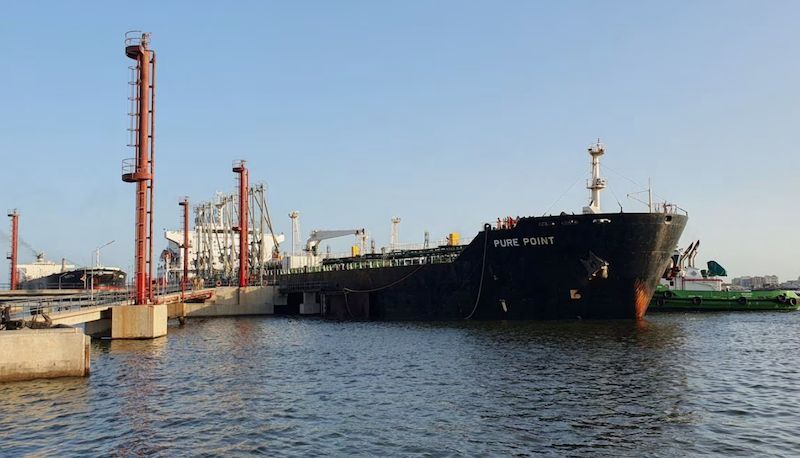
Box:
649 241 799 311
275 141 688 320
18 253 127 290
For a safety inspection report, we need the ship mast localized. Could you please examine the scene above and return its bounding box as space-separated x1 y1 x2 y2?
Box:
582 139 607 214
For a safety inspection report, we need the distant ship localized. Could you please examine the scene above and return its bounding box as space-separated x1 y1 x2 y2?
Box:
275 140 688 320
18 253 127 290
17 253 74 283
649 241 799 311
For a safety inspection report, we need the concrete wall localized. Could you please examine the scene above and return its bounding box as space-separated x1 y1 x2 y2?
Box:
49 307 109 327
184 286 277 317
185 301 273 317
0 328 91 382
213 286 240 305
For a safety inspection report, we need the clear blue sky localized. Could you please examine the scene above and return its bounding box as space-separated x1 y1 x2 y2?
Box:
1 1 798 281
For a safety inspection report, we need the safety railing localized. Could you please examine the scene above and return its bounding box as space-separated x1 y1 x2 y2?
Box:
121 157 137 176
2 289 133 322
1 281 207 325
654 202 689 216
313 237 475 262
124 31 149 47
389 237 475 252
280 251 462 275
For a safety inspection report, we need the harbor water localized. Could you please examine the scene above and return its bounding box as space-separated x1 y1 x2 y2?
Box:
2 312 799 457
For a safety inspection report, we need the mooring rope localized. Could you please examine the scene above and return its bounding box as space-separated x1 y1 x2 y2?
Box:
463 230 489 320
343 290 355 318
341 228 490 320
342 264 425 294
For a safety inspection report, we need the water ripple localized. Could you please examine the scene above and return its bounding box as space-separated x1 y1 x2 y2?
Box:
2 312 800 456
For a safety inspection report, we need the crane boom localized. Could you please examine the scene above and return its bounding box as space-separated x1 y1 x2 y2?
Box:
306 229 365 253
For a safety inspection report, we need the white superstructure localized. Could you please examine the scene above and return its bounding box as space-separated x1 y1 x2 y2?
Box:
17 253 74 282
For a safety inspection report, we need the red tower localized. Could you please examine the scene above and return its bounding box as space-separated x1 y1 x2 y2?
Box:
6 209 19 291
232 160 249 287
179 197 190 299
121 31 156 305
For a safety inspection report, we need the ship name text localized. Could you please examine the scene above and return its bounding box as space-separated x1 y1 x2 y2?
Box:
494 236 555 248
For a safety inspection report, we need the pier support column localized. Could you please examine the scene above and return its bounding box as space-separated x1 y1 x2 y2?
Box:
111 304 167 339
84 318 111 336
300 292 320 315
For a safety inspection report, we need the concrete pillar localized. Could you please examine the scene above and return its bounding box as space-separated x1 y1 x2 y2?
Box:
0 328 91 382
84 318 111 336
300 291 320 315
111 304 167 339
167 302 186 320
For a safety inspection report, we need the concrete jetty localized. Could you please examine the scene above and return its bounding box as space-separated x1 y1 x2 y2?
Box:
0 327 91 382
0 285 289 382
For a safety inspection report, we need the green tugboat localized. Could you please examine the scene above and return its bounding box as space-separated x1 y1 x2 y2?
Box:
649 240 800 312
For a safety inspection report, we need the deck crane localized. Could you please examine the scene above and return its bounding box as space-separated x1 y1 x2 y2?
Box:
306 229 365 255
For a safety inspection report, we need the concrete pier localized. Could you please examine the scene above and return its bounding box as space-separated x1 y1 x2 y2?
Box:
0 328 91 382
111 304 167 339
179 286 276 317
300 292 321 315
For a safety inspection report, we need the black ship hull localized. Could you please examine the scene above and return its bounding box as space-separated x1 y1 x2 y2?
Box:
278 212 687 320
20 267 127 290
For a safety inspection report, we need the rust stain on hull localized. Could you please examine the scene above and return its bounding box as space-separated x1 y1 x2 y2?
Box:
634 278 652 319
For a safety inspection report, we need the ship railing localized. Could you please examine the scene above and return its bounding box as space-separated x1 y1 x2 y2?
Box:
320 251 354 259
279 252 461 275
389 237 475 251
314 237 476 262
13 282 97 291
653 202 689 216
189 277 276 288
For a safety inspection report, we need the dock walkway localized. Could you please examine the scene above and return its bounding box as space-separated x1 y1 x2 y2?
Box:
2 286 215 327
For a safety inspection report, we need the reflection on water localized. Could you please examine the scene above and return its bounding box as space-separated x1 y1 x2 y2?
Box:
2 312 800 457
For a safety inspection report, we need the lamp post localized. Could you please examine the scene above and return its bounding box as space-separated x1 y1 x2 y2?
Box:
91 240 115 303
58 272 69 290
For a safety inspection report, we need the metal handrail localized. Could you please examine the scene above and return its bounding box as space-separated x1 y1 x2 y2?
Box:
121 157 137 175
3 290 133 321
124 31 148 47
1 281 202 323
654 202 689 216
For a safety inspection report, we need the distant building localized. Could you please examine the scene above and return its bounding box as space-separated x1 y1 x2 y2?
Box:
732 275 780 289
732 276 752 287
